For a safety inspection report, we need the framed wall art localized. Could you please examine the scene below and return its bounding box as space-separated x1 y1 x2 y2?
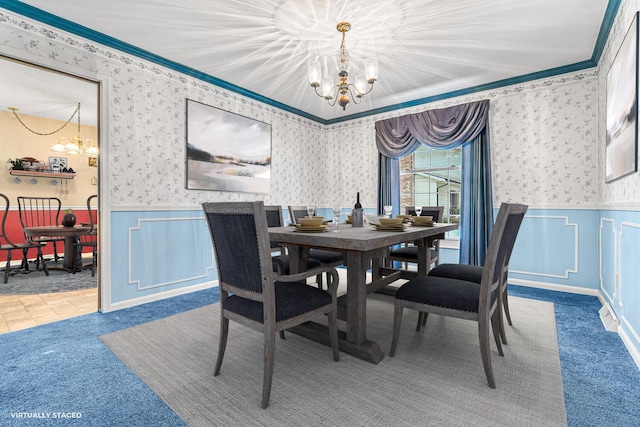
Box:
606 12 639 183
186 99 271 194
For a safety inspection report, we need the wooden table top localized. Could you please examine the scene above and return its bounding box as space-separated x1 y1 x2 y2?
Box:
268 222 458 252
23 225 92 237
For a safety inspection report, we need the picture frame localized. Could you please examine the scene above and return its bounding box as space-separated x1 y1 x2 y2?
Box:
606 12 639 183
185 99 271 194
48 156 67 172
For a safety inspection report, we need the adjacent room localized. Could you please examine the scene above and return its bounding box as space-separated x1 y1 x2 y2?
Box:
0 0 639 425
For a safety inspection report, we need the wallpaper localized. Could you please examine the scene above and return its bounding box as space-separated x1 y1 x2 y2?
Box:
0 9 604 210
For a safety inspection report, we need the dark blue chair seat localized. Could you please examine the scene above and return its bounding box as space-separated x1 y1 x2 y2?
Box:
395 276 481 313
272 255 321 275
429 263 482 283
388 246 438 261
224 281 333 323
309 249 343 264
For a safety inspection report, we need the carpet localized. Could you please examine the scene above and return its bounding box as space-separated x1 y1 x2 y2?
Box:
0 262 96 294
101 293 566 426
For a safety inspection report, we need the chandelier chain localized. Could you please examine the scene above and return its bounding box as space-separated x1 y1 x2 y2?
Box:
9 103 80 136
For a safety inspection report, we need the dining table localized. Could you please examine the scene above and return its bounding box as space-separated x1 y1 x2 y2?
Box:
269 221 458 364
23 225 92 271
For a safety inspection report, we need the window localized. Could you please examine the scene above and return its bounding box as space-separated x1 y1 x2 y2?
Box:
399 145 461 238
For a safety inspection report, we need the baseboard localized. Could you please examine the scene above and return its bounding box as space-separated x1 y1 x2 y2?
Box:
508 278 600 296
618 327 640 371
101 280 218 312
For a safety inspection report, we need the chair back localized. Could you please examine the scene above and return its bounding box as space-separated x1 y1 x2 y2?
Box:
203 201 274 302
288 205 309 225
479 203 528 315
0 193 18 247
17 196 62 230
406 206 444 222
79 195 98 244
265 205 284 250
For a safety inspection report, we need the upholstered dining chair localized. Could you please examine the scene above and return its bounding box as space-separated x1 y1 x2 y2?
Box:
388 206 445 270
17 196 64 264
265 205 323 276
428 204 527 344
1 193 49 284
288 205 344 288
389 203 528 389
73 195 98 276
203 201 340 408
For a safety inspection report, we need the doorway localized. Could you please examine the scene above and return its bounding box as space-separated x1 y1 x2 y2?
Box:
0 56 100 333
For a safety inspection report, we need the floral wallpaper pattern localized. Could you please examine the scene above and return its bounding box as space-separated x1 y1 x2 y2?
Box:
0 9 608 210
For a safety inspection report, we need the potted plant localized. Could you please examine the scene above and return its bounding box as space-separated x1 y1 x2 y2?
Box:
61 209 76 227
7 158 25 170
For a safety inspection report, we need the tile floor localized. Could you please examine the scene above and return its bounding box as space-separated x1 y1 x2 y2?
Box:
0 287 98 334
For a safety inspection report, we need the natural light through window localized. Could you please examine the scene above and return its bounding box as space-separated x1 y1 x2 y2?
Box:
400 145 462 239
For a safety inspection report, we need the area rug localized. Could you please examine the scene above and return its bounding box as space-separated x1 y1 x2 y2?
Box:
0 263 96 294
101 293 566 426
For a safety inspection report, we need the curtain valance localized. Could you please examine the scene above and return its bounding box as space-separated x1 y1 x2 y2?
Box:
375 100 490 157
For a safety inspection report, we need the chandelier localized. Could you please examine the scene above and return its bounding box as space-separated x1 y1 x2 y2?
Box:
307 22 378 110
9 102 98 157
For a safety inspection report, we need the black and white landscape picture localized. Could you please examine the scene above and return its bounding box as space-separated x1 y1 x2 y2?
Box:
186 100 271 193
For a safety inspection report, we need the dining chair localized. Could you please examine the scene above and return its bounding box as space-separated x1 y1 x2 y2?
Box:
287 205 344 289
73 195 98 276
389 202 528 389
1 193 49 284
427 204 527 344
16 196 64 264
203 201 340 408
388 206 445 270
265 205 323 276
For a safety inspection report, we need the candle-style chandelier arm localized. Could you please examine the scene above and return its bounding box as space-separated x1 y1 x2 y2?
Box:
8 103 80 136
307 21 379 111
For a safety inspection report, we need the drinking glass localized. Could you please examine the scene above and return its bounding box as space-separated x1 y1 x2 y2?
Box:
414 206 422 217
332 205 342 232
307 205 316 218
383 205 393 218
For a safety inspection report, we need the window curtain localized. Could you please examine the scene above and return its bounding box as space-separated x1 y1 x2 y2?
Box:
375 100 493 265
378 153 400 216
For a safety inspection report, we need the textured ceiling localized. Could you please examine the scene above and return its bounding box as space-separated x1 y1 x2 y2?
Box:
1 0 614 124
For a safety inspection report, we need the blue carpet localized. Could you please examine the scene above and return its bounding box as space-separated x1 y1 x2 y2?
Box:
509 285 640 427
0 287 219 426
1 284 639 426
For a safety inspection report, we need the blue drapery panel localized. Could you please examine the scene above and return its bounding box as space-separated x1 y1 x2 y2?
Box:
375 100 493 265
378 154 400 216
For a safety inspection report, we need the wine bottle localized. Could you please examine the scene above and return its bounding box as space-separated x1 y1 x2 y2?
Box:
352 192 363 227
355 192 362 209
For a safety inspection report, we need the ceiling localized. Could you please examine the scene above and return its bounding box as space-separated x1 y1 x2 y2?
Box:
1 0 615 124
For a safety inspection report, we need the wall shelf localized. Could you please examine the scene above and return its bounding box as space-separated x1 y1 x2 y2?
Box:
9 170 76 179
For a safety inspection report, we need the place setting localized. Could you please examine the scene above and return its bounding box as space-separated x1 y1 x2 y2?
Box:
370 217 408 232
411 215 435 227
293 216 329 233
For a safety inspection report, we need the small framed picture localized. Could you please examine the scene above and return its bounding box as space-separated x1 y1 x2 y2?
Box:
49 156 67 172
88 157 97 167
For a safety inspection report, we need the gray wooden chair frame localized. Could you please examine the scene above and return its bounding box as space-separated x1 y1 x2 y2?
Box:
288 205 345 288
1 193 49 284
389 206 445 269
17 196 64 263
204 201 340 408
428 204 527 344
73 195 98 277
389 203 528 389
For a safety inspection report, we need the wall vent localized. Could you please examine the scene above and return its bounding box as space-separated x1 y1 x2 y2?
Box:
599 303 619 332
